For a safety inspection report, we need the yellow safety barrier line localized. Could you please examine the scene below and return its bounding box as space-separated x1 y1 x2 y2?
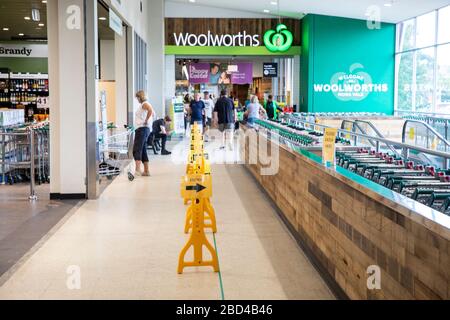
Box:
178 123 219 274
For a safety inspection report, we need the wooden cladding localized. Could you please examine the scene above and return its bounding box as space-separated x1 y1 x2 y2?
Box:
165 18 301 46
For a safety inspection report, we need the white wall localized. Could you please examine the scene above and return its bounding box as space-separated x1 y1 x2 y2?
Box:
165 55 176 111
115 27 128 127
100 40 115 80
165 1 274 18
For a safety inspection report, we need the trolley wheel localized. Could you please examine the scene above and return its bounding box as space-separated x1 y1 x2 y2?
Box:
107 175 113 180
128 172 135 182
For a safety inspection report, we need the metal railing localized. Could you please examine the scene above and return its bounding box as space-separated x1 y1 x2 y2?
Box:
402 119 450 153
396 110 450 141
341 120 401 157
283 115 450 169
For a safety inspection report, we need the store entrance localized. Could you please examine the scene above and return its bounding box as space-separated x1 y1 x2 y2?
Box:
95 1 131 189
173 56 298 111
0 0 50 199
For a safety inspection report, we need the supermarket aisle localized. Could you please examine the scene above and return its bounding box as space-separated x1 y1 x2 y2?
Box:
0 139 333 300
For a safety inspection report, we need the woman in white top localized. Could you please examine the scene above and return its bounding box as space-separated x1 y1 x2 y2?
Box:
133 90 155 176
245 95 267 126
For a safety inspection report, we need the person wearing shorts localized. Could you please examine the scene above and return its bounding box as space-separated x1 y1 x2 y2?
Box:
214 90 235 150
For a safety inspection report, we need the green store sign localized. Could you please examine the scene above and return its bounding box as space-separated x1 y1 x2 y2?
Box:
264 24 294 53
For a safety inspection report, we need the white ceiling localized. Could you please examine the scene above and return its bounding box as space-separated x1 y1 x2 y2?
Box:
167 0 450 23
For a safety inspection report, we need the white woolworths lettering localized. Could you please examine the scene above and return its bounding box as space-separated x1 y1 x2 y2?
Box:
66 5 81 30
173 31 260 47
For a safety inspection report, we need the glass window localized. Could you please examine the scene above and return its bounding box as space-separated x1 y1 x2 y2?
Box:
396 52 414 111
395 8 450 114
397 19 415 52
438 6 450 44
436 44 450 112
416 11 436 48
415 47 435 112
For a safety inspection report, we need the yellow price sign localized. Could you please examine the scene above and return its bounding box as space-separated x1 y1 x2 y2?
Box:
409 127 415 140
323 128 338 166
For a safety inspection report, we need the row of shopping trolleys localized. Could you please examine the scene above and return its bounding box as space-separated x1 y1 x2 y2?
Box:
336 149 450 216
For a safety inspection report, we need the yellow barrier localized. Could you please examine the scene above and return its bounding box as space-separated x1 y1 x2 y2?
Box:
178 123 219 274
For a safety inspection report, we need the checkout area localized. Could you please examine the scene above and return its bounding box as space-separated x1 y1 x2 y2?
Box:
241 113 450 300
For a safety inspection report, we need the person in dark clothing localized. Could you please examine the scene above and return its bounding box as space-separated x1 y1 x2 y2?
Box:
152 116 172 155
264 95 283 120
214 90 236 150
189 93 205 131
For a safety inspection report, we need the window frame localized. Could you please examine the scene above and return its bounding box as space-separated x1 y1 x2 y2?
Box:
395 5 450 114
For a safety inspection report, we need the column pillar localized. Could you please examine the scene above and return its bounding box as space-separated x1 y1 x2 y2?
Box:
147 0 165 117
47 0 99 199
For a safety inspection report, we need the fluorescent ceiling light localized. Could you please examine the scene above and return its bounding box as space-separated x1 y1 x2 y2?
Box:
189 0 196 3
263 9 270 13
18 33 24 36
99 17 107 20
24 17 31 20
270 1 278 5
38 23 45 27
2 28 9 31
42 0 47 3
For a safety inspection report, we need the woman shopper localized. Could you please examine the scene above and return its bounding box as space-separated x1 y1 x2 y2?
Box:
245 95 267 126
133 90 154 177
183 94 192 136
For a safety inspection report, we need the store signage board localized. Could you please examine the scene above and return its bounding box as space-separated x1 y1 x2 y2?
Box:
0 44 48 58
37 96 49 109
172 99 185 135
263 63 278 78
188 62 253 85
322 128 338 167
172 24 293 53
109 9 123 36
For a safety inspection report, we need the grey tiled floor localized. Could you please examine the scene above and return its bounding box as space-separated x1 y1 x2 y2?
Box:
0 183 80 278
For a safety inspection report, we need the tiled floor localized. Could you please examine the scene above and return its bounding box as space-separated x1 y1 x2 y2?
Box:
0 138 334 300
0 183 81 278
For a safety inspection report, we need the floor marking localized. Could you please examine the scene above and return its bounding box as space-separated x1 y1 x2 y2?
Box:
213 233 225 300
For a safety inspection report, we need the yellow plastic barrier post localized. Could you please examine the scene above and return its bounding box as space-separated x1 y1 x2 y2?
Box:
178 174 219 274
184 198 217 234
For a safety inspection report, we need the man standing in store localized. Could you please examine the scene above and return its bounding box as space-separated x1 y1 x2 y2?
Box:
152 116 172 156
265 95 283 120
202 91 214 142
214 90 236 150
189 92 206 132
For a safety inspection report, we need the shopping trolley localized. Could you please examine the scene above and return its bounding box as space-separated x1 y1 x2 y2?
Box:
99 126 135 181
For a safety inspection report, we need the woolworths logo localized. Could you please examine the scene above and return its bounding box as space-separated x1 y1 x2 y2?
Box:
172 24 294 51
263 24 293 52
314 63 389 101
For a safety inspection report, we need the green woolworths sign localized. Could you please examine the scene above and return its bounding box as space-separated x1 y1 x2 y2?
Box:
264 24 294 53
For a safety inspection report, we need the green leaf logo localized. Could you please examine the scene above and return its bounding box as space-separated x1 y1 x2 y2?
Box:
264 24 294 53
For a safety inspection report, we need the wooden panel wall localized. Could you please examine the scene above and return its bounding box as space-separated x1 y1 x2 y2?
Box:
165 18 301 46
243 127 450 300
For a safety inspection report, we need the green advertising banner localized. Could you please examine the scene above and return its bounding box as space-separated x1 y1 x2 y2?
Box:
300 14 395 115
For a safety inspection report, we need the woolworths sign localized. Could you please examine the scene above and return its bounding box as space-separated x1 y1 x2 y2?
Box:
173 24 293 52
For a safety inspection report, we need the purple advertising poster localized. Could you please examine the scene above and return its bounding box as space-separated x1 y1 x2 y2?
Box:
230 63 253 84
188 63 210 84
